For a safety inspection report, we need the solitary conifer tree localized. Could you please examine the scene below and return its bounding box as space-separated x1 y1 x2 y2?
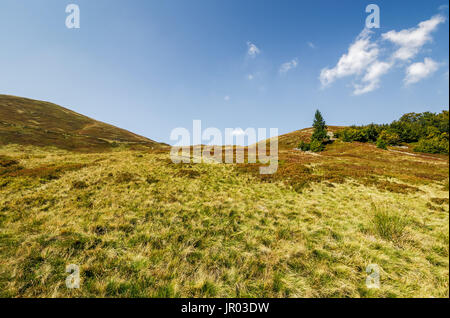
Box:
311 110 328 142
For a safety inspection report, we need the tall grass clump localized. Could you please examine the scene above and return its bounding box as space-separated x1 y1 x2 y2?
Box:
373 208 408 242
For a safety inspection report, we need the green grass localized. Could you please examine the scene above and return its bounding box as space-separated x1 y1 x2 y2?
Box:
0 95 448 298
372 208 408 243
0 143 448 298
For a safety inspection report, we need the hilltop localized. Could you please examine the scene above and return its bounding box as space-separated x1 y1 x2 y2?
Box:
0 95 163 152
261 126 344 150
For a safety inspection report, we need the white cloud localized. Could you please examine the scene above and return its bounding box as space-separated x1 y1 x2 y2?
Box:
438 4 448 11
404 57 439 85
320 14 445 95
247 42 260 58
320 29 379 87
247 74 254 80
353 61 393 95
224 95 230 101
279 58 299 74
307 42 316 49
382 15 445 61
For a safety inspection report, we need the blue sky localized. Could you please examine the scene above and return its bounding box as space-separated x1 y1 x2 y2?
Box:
0 0 448 145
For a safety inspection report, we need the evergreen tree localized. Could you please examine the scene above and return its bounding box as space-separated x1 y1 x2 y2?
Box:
311 110 328 142
297 110 329 152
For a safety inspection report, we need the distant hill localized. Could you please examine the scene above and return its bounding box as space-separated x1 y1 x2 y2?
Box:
253 126 344 150
274 126 344 149
0 95 163 151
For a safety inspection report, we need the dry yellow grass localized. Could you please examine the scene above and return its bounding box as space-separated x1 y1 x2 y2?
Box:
0 143 448 298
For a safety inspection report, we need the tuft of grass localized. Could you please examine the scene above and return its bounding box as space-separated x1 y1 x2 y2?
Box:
373 209 408 243
145 175 159 184
72 180 88 189
175 169 201 179
431 197 449 206
200 281 217 297
115 172 136 183
0 155 19 167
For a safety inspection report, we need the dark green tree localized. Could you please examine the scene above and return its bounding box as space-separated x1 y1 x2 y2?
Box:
311 110 328 142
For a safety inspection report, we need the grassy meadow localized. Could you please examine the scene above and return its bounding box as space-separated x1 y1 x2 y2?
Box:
0 138 448 298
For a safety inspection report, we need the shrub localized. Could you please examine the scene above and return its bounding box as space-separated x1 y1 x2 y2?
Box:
413 135 449 154
376 138 387 150
334 110 449 153
342 128 368 142
378 130 401 146
298 141 310 151
309 139 325 152
363 124 381 142
336 126 379 143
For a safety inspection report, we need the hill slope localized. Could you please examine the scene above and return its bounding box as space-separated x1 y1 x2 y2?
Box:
0 140 448 297
264 126 344 150
0 95 162 151
0 96 448 298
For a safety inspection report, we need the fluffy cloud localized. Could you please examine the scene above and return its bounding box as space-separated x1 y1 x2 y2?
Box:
307 42 316 49
320 14 445 95
279 58 298 74
354 61 393 95
404 58 439 85
382 15 445 61
224 95 230 101
247 42 260 58
320 29 379 87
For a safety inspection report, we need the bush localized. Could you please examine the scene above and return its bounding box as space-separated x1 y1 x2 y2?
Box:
378 130 401 146
336 125 381 143
298 141 310 151
413 134 449 154
335 110 449 153
363 124 381 142
341 128 368 142
309 139 325 152
376 138 387 150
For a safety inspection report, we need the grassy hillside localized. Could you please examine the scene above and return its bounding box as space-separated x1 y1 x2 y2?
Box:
0 95 162 151
0 138 448 297
265 126 343 150
0 96 448 297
